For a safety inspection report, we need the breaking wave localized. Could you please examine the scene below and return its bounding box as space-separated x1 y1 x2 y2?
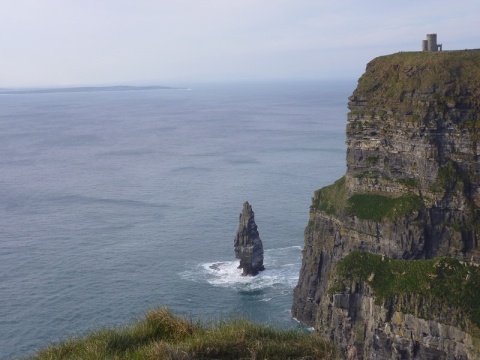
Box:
180 246 302 292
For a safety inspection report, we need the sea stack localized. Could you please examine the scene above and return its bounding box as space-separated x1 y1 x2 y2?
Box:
234 201 265 276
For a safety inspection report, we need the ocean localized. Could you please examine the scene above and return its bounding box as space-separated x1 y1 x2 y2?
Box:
0 81 352 359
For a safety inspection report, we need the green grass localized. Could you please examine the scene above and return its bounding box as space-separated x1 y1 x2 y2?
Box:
312 176 347 216
397 178 419 188
351 50 480 133
30 307 338 360
435 160 465 192
355 50 480 104
312 177 423 221
335 251 480 333
347 193 422 221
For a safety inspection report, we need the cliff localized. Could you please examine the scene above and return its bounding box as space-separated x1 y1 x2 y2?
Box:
292 50 480 359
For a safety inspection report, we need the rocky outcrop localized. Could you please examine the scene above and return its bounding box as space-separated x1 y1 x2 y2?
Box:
234 201 265 276
292 50 480 359
322 288 480 360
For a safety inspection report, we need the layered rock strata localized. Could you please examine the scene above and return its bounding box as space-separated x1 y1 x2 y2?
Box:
234 201 265 276
292 50 480 359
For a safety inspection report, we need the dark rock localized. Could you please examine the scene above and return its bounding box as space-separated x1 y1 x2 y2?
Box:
234 201 265 276
292 51 480 359
208 262 225 271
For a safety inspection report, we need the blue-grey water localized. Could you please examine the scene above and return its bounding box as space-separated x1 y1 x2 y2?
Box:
0 81 352 359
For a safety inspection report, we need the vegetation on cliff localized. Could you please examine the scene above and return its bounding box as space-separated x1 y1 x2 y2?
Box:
31 307 337 360
347 193 422 221
312 176 422 221
347 53 479 200
311 176 348 216
295 50 480 358
334 251 480 334
355 50 480 105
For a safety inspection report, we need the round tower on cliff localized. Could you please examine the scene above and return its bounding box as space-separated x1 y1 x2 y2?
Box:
427 34 438 52
422 40 428 51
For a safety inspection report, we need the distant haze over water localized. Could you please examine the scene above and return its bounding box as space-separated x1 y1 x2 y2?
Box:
0 85 180 95
0 80 352 359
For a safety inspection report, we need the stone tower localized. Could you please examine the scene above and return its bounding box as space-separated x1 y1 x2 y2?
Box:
422 33 442 51
422 39 428 51
427 33 437 51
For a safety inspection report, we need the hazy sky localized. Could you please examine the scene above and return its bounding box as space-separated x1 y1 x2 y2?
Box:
1 0 478 87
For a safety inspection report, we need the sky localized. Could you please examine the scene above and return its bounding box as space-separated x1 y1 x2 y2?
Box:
0 0 479 87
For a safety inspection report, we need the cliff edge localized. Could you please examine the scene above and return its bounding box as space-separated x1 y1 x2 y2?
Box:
292 50 480 359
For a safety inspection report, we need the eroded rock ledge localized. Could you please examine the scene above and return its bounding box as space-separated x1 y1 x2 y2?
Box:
292 50 480 359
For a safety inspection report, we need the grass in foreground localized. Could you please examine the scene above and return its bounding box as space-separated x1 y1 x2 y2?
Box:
31 307 338 360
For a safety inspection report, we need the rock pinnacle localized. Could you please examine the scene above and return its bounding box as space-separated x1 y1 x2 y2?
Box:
234 201 265 276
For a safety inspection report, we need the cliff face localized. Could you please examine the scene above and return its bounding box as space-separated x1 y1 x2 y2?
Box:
292 50 480 359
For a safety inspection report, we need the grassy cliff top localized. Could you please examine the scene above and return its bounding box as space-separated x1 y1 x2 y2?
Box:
30 308 337 360
352 50 480 102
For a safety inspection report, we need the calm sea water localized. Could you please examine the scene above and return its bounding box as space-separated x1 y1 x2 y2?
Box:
0 81 352 359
